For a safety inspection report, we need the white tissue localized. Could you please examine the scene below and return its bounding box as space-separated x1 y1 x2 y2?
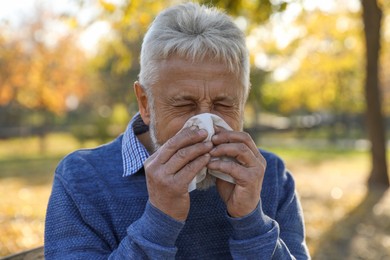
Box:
181 113 236 192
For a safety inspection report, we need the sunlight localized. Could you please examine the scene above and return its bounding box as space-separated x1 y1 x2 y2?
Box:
78 21 112 55
302 0 360 13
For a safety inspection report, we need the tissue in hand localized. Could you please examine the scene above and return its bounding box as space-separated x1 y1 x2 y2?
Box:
180 113 236 192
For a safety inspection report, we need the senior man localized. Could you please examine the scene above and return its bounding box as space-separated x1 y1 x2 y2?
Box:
45 2 309 259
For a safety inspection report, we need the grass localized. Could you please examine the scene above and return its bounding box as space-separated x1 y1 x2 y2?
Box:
0 133 389 258
0 134 100 256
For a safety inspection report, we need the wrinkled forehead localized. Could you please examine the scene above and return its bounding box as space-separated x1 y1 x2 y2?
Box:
153 54 241 83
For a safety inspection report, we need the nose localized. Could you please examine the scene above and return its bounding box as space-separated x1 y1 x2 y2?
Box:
197 103 213 115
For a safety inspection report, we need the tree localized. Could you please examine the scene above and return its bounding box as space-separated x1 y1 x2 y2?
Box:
0 11 89 116
0 7 90 150
361 0 389 187
259 10 364 115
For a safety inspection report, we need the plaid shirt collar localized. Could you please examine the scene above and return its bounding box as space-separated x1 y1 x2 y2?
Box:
121 112 150 177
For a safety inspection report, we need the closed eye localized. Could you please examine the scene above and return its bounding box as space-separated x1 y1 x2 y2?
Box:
215 103 232 107
173 103 195 107
214 103 235 109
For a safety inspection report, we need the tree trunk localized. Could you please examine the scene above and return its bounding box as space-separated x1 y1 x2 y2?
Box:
361 0 389 187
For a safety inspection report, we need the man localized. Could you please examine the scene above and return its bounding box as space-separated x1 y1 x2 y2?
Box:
45 2 309 259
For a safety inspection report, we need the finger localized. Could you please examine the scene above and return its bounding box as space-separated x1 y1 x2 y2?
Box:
174 153 211 187
207 159 250 184
209 139 267 175
209 142 257 167
213 125 227 134
157 126 209 164
164 141 213 174
212 130 261 159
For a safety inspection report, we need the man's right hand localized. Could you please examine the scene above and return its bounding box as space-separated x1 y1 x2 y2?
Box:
143 126 213 221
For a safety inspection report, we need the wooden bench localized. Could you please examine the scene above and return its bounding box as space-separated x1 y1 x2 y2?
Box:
0 247 44 260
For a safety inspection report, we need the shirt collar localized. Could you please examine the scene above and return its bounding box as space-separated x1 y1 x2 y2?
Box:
122 112 150 177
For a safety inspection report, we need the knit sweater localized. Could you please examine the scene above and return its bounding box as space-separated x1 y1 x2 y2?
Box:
45 134 309 259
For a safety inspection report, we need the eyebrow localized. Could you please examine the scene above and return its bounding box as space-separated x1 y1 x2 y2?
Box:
170 93 237 102
168 95 197 103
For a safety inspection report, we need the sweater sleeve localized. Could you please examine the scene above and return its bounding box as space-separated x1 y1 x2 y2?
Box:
227 157 310 259
45 169 184 259
113 202 185 259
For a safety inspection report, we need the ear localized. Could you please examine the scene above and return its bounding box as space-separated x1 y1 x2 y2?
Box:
134 81 150 125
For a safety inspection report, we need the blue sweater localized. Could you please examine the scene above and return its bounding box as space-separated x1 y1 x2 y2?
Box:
45 135 309 259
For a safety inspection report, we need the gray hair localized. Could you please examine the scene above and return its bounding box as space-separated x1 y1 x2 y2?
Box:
138 2 250 100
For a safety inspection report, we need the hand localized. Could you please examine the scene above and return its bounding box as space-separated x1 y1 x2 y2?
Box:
207 127 266 218
144 126 213 221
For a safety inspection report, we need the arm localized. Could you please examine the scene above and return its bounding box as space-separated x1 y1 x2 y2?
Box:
228 174 309 259
115 201 185 259
45 174 184 259
208 129 309 259
45 126 212 259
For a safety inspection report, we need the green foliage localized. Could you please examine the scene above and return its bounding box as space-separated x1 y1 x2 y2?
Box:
256 9 365 115
92 0 169 75
70 103 131 144
201 0 287 24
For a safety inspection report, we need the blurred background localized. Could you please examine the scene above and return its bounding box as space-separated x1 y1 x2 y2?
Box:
0 0 389 258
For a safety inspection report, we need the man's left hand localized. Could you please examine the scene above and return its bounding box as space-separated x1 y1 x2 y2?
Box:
207 127 266 218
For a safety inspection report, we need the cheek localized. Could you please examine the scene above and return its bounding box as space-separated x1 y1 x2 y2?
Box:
218 108 244 131
154 114 188 143
225 117 242 131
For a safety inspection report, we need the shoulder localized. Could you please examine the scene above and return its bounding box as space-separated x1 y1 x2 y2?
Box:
55 135 123 183
259 149 296 210
260 148 294 187
260 149 287 176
